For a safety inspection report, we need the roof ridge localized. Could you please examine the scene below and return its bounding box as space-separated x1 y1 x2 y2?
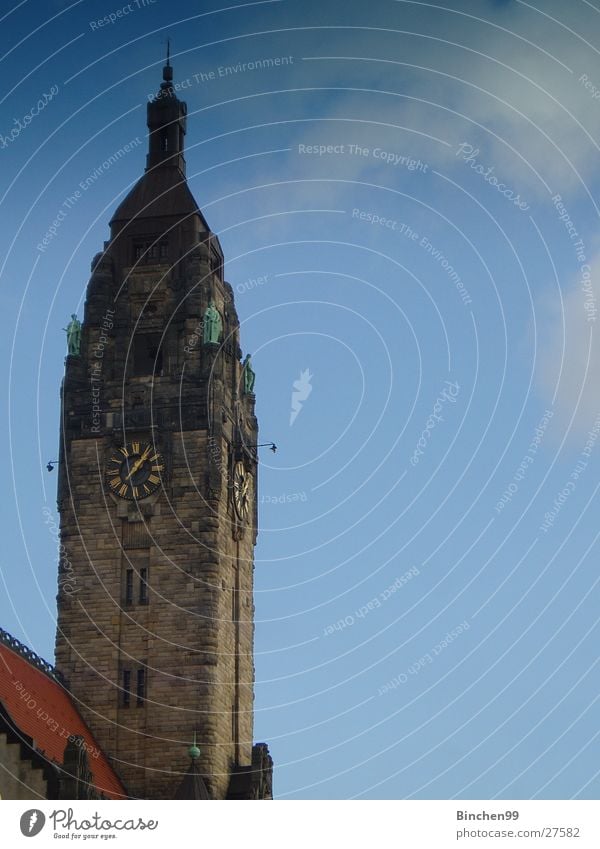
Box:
0 626 58 681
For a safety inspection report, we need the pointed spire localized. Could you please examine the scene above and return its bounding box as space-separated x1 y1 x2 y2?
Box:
145 43 187 173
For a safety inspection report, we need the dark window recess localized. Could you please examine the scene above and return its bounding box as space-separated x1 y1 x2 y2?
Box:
122 670 131 708
133 240 168 264
161 129 168 152
136 668 146 706
139 567 149 604
133 333 163 376
125 569 133 606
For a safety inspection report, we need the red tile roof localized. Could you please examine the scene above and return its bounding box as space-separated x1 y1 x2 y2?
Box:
0 634 126 799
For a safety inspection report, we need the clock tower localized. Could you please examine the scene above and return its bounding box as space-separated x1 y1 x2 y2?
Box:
54 57 272 800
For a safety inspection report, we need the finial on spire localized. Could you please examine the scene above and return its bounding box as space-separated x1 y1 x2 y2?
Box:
163 38 173 83
188 731 200 760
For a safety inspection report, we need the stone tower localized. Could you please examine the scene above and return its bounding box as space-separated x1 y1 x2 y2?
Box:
54 57 272 800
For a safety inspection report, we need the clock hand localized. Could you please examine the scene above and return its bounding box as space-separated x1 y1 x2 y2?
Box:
125 459 142 481
125 445 151 481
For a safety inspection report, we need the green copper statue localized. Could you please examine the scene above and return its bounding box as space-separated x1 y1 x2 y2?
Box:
242 354 255 394
202 301 222 345
64 314 82 356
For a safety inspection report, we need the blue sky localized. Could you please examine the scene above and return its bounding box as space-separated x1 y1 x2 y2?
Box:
1 0 600 799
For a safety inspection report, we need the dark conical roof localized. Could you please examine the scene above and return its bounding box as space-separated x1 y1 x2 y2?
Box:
173 756 210 800
109 166 208 226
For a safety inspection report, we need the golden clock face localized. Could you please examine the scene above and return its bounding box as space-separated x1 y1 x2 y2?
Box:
232 461 251 520
106 441 165 500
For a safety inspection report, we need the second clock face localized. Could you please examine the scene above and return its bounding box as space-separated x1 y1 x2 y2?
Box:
233 461 251 521
106 441 165 500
